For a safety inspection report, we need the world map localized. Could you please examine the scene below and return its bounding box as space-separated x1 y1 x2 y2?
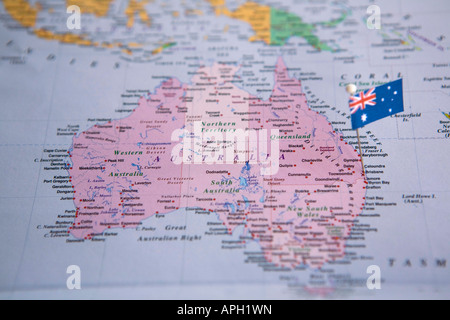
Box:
0 0 449 299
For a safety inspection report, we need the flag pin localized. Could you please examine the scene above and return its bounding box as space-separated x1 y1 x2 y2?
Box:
345 79 405 178
346 83 365 177
346 84 357 95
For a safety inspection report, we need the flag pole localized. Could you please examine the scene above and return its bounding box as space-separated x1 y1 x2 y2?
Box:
356 128 365 177
346 84 366 177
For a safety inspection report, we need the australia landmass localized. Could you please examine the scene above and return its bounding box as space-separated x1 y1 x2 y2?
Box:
68 57 366 269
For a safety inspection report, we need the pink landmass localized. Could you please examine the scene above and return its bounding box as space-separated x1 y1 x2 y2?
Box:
68 58 366 269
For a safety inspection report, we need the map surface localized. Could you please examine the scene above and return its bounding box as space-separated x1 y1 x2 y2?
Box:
0 0 449 299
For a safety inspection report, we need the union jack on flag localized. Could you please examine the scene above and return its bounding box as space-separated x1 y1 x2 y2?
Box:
349 88 376 114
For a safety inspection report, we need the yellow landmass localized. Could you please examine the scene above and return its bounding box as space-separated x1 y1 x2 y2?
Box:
185 9 204 16
102 43 115 49
33 29 130 51
66 0 113 17
3 0 169 57
207 0 227 15
223 2 271 44
151 42 174 55
127 42 142 48
207 0 225 5
125 0 151 28
3 0 41 28
34 29 93 46
152 46 164 55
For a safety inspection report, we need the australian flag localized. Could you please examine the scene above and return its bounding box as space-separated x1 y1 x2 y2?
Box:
349 79 404 130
